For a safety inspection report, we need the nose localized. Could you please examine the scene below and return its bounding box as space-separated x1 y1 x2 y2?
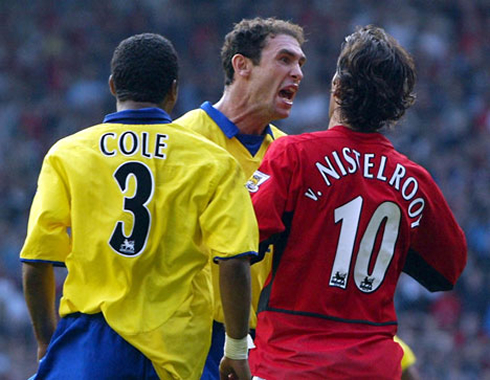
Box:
291 63 304 82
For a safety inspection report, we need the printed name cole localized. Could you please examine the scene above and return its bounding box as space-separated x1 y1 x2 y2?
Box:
315 147 425 228
99 131 168 159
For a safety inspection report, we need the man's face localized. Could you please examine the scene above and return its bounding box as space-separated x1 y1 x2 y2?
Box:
249 34 306 121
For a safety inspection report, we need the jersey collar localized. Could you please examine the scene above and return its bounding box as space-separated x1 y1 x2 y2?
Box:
103 107 172 125
200 101 273 156
331 125 393 147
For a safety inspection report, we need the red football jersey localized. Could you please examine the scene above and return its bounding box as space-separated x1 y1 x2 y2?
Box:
248 125 467 379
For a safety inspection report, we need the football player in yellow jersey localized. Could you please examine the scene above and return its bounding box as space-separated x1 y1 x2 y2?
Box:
175 17 306 380
21 33 257 380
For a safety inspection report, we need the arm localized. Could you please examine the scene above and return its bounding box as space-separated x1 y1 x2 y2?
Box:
403 177 467 291
22 261 58 360
218 257 252 380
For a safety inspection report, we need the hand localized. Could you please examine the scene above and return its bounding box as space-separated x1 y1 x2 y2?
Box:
219 356 251 380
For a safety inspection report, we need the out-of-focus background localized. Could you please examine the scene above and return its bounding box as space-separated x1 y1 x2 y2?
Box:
1 0 489 379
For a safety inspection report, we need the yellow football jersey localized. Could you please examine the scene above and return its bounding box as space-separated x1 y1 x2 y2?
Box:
394 335 417 371
176 102 286 328
20 108 259 379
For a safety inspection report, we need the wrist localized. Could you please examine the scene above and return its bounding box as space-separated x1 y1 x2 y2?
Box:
224 333 248 360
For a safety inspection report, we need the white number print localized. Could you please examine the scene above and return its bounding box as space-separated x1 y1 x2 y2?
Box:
329 196 401 293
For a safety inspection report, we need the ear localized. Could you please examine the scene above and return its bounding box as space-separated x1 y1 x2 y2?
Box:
169 79 178 104
231 54 252 79
108 75 117 97
162 79 178 114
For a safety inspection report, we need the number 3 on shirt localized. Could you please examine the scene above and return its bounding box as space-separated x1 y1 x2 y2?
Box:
109 161 154 257
329 196 401 293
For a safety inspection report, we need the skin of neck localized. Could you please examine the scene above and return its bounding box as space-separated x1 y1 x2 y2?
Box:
328 106 344 130
214 86 272 136
115 94 175 115
116 100 160 112
328 92 352 130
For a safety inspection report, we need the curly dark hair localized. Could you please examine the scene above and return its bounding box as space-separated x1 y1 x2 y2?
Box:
333 25 416 132
111 33 179 104
221 17 305 86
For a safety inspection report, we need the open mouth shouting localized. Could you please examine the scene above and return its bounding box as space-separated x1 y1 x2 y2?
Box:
278 84 298 106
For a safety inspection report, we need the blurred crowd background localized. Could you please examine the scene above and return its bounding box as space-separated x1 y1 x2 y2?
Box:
1 0 489 379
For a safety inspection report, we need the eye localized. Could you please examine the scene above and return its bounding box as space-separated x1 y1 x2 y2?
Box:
280 56 291 64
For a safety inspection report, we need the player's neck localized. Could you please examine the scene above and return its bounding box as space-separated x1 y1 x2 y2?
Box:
328 107 351 130
117 100 159 112
214 90 270 135
116 100 174 116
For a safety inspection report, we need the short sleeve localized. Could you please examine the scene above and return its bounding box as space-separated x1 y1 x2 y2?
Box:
20 149 71 265
199 156 259 262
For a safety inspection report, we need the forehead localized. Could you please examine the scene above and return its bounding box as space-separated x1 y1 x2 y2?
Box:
262 34 304 57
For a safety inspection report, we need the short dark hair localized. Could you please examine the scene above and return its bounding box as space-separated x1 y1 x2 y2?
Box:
111 33 179 104
221 17 305 86
333 25 416 132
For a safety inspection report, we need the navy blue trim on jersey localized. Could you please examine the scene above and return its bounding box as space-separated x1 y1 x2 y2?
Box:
213 251 258 263
257 211 398 327
403 248 453 291
103 107 172 125
200 101 273 156
20 258 66 267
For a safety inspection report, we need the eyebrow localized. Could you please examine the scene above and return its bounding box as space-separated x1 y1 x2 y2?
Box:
277 48 307 65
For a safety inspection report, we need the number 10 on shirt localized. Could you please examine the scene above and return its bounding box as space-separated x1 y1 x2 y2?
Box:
329 195 401 293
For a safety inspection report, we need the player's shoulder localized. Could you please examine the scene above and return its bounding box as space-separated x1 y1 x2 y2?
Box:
167 121 240 167
174 108 210 130
174 107 202 123
271 130 325 150
260 132 318 165
175 108 228 147
166 121 221 148
46 123 105 157
389 148 435 180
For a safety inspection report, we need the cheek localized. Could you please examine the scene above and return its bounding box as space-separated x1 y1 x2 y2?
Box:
256 76 278 95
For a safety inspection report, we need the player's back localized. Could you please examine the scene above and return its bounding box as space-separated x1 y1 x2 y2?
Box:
22 117 258 379
249 125 466 379
263 126 417 322
51 121 247 326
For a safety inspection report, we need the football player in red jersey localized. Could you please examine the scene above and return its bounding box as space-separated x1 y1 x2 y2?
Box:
247 25 467 380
